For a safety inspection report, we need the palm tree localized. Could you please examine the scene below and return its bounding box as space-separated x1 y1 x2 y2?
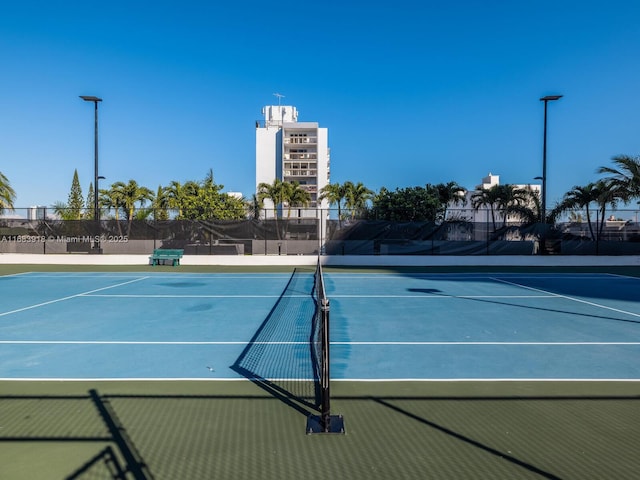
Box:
554 183 602 240
471 184 529 229
110 180 154 235
0 172 16 215
100 186 125 221
597 155 640 203
568 211 584 223
152 185 170 220
53 201 77 221
495 185 529 226
257 179 286 218
200 169 228 219
430 182 465 222
164 181 186 218
319 182 348 224
594 179 620 241
470 185 501 230
505 187 541 225
284 182 311 218
98 186 126 236
246 194 262 220
256 178 288 241
344 181 373 219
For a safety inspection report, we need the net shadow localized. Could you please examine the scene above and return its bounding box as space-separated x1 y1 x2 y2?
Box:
407 287 640 325
371 397 562 479
2 386 638 479
230 268 321 416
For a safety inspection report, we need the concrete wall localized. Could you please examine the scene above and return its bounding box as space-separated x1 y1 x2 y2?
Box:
1 253 639 267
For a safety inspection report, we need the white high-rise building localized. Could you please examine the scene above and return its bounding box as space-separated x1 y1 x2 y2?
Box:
255 105 330 219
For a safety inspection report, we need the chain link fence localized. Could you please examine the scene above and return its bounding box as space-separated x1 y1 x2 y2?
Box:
2 209 640 255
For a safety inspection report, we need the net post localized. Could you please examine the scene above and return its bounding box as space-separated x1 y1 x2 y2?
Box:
306 257 345 435
320 297 331 431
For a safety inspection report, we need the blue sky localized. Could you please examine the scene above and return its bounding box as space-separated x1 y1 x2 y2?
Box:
1 0 639 212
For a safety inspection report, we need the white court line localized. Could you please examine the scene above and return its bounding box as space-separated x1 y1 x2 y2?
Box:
83 294 307 298
491 277 640 318
0 276 150 317
328 274 613 279
606 273 640 282
331 294 557 298
20 274 148 278
21 273 296 279
0 340 308 345
2 340 639 346
3 377 640 382
333 378 640 382
0 272 33 278
332 341 640 345
0 378 251 381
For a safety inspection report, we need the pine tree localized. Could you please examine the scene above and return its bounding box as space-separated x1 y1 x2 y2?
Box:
85 182 95 219
67 169 84 220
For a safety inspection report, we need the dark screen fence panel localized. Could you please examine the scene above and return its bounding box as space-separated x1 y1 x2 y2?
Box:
2 214 640 255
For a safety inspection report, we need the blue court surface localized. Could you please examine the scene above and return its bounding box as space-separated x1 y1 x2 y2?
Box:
1 271 639 380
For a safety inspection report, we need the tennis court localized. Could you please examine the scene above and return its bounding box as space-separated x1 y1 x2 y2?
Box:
1 265 640 479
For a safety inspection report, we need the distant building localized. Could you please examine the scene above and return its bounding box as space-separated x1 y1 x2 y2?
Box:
452 173 541 223
255 105 330 219
27 206 47 221
476 172 500 191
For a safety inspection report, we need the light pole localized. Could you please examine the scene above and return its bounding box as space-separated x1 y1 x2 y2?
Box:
80 95 103 252
540 95 562 255
540 95 562 223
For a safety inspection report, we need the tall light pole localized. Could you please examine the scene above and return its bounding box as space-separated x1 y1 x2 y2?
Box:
539 94 562 254
80 95 103 252
540 94 562 223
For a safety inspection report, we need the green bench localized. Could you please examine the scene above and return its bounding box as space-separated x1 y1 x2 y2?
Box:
149 248 184 266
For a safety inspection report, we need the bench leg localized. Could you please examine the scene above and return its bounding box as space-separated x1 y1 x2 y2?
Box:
150 257 180 266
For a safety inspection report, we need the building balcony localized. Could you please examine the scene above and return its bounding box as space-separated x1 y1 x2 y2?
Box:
284 170 318 177
283 137 317 145
284 153 317 160
284 161 317 169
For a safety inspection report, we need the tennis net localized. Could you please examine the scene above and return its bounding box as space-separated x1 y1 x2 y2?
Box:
231 259 343 433
231 268 322 410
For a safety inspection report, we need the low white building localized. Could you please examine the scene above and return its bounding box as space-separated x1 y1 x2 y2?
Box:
450 173 542 224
